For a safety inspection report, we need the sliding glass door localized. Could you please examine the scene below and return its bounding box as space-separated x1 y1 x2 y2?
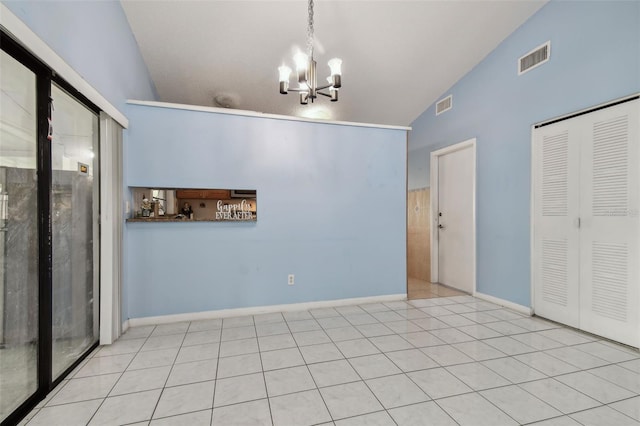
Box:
0 49 39 422
0 35 101 423
51 84 99 379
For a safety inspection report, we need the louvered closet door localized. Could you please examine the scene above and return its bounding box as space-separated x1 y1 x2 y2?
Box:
532 122 581 328
579 100 639 347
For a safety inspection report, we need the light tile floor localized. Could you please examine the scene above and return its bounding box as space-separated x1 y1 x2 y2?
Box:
21 295 640 426
407 278 467 300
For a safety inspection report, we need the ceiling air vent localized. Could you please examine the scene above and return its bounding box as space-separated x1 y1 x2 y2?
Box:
436 95 452 116
519 41 551 75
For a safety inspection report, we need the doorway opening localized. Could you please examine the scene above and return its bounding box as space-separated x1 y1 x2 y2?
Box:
430 138 476 295
407 188 468 299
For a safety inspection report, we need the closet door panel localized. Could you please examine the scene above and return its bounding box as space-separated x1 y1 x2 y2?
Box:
532 122 581 328
579 100 639 347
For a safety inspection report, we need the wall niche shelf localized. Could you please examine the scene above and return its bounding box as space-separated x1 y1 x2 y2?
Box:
128 187 257 222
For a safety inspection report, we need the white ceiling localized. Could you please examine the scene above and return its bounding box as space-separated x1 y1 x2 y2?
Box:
121 0 547 126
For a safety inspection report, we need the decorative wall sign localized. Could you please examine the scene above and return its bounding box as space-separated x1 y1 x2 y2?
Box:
127 187 257 222
215 199 255 221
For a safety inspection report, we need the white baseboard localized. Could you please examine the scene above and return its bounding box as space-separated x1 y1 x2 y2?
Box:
473 291 532 316
127 293 408 327
121 319 130 334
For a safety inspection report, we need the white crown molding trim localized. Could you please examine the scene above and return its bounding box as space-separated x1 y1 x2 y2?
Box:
126 294 407 328
0 3 129 128
474 291 532 316
127 100 412 132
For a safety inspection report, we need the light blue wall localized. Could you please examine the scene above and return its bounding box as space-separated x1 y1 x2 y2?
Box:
124 104 407 319
409 0 640 307
2 0 157 110
408 146 430 190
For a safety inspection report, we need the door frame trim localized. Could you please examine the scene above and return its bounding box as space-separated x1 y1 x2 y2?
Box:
529 124 537 316
430 138 476 294
99 113 124 344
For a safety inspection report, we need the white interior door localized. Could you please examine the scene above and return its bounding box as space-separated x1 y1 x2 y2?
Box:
579 100 639 347
437 144 474 293
532 121 581 328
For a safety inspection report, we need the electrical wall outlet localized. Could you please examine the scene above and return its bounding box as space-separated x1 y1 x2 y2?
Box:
288 274 295 285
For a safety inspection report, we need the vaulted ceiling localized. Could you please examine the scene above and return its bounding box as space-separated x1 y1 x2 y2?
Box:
121 0 547 126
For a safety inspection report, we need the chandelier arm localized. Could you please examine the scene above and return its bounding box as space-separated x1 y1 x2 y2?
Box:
316 83 334 91
317 91 332 98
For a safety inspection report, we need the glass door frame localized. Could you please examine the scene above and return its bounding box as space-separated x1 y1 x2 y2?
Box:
50 81 101 380
1 31 101 426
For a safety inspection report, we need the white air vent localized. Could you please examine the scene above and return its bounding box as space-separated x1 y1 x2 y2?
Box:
519 41 551 75
436 95 452 116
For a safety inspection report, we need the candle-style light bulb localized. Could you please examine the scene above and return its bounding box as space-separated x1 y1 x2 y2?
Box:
294 52 309 83
294 52 308 70
278 65 292 82
328 58 342 88
278 65 291 94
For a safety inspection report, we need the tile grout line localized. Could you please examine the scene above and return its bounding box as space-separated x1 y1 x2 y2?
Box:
82 324 158 425
283 311 335 425
433 323 610 424
368 300 464 425
370 303 597 425
329 312 400 423
209 317 235 424
326 302 438 423
207 321 223 426
146 323 190 423
250 313 276 426
366 312 470 426
435 320 637 423
603 394 640 421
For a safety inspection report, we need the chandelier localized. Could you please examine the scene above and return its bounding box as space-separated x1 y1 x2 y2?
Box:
278 0 342 104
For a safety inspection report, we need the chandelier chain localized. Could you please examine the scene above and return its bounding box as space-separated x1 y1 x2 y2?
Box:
307 0 314 57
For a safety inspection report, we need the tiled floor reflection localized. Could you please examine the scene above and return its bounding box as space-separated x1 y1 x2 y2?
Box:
22 295 640 425
0 344 38 421
407 277 467 300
